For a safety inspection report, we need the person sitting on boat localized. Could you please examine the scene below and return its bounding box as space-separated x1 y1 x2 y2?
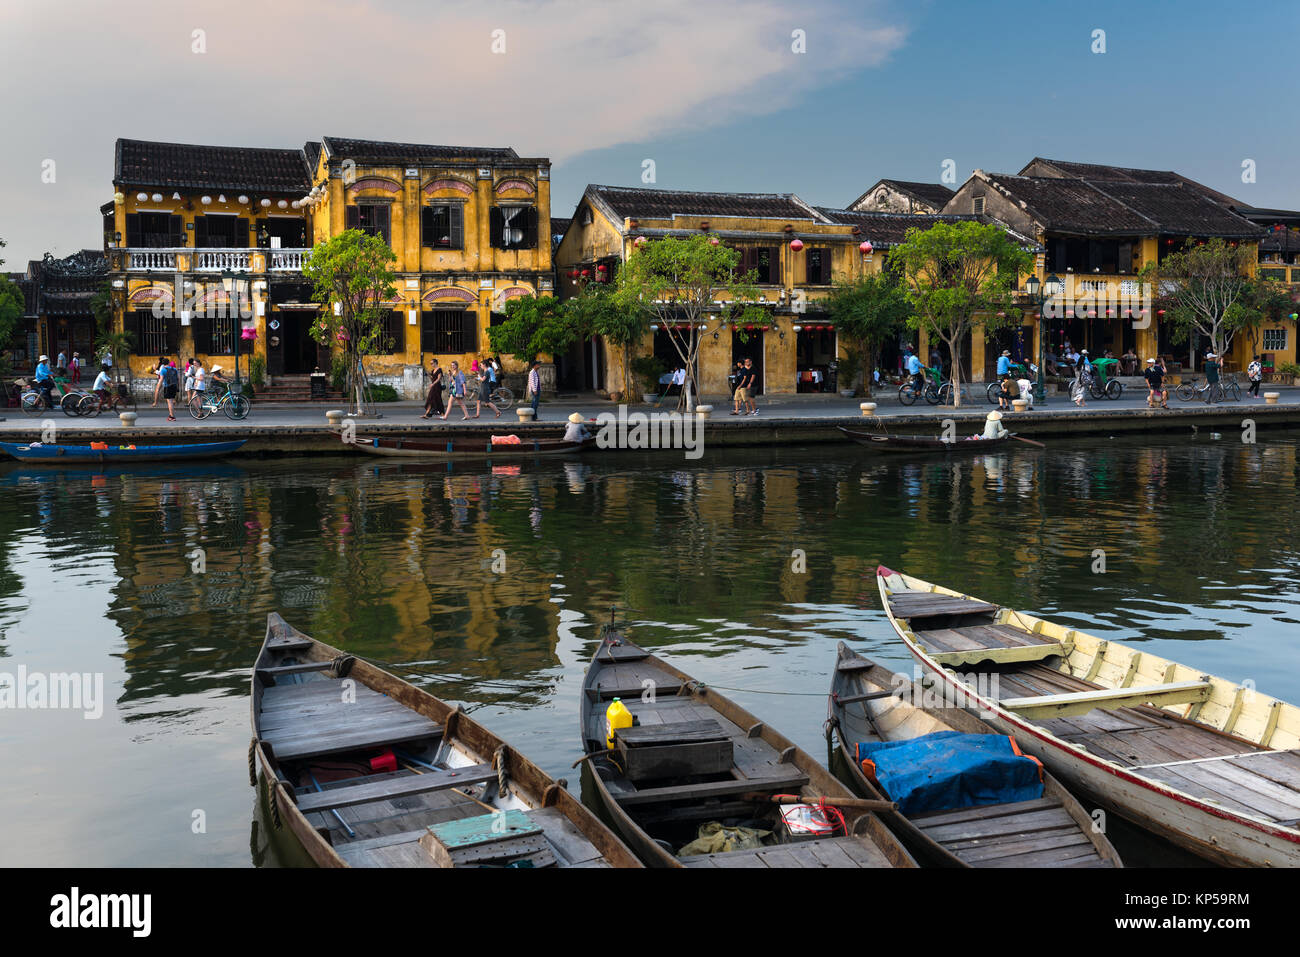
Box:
564 412 590 444
978 410 1009 441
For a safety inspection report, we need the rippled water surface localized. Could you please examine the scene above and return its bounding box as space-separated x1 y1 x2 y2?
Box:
2 430 1298 866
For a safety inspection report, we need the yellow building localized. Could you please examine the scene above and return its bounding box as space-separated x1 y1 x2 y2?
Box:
555 185 994 397
105 137 553 397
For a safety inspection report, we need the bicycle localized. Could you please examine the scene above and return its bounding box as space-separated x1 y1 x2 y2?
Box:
1176 375 1240 403
985 363 1034 404
76 387 137 417
17 376 85 417
188 382 251 420
488 384 514 410
899 367 951 406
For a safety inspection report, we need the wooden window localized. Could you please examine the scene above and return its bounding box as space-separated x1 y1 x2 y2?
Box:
379 310 406 354
193 315 238 355
261 219 307 248
738 247 780 284
1263 328 1288 351
129 310 178 356
347 204 391 244
972 195 986 215
195 215 249 248
490 206 537 249
125 212 182 248
422 205 464 248
421 309 478 354
805 248 832 285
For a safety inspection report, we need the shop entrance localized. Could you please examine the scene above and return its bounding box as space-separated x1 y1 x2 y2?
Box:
732 329 764 394
267 310 326 375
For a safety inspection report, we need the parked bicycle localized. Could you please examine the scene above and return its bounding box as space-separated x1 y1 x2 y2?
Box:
1176 374 1241 403
188 382 251 420
899 366 953 406
1087 357 1124 400
488 384 514 410
985 362 1036 404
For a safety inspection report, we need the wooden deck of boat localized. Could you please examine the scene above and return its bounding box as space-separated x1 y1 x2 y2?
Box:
992 663 1300 826
258 677 442 761
680 836 888 868
907 798 1111 867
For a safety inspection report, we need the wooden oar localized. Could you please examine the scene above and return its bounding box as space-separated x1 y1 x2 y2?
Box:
1009 433 1046 449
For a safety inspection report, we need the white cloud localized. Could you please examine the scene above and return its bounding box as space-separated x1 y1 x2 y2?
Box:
0 0 907 261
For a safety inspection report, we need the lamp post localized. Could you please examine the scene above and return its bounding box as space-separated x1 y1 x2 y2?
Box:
1024 273 1064 402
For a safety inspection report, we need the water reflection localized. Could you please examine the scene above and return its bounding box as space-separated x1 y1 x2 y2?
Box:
0 430 1297 865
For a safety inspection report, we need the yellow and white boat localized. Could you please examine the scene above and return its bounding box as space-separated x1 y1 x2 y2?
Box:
876 566 1300 867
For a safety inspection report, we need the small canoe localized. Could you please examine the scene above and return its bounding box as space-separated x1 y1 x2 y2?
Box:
876 566 1300 867
580 629 918 868
828 642 1121 867
251 613 640 868
838 427 1019 452
0 439 246 463
346 433 594 459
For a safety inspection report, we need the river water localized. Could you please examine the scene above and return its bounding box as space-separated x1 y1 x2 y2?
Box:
2 431 1298 866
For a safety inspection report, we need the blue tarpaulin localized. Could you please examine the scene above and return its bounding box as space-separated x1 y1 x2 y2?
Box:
855 731 1044 815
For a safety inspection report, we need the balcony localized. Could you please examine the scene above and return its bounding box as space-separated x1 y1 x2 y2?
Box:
122 248 311 274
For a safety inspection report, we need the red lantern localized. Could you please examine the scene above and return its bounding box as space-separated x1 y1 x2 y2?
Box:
709 238 719 246
580 269 590 278
860 241 873 255
569 269 579 279
790 238 804 251
596 263 608 271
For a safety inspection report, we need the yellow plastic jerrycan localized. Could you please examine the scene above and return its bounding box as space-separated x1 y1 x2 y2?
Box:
606 697 633 749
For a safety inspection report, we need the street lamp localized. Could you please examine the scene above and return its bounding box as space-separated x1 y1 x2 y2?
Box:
1024 273 1064 401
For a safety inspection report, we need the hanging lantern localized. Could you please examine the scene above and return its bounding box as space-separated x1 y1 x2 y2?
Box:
137 192 149 202
634 236 646 247
790 238 804 251
291 200 301 209
277 200 288 209
151 192 163 203
218 194 227 203
859 241 873 255
201 195 212 205
580 269 590 277
238 195 249 205
596 263 608 272
709 238 719 246
569 269 579 280
171 192 181 201
114 191 125 204
261 198 272 208
792 325 802 333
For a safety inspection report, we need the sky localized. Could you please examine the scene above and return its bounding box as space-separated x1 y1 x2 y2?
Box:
2 0 1298 266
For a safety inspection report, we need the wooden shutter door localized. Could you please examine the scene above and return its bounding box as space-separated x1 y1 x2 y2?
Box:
125 213 142 247
169 215 183 246
769 247 781 285
166 315 182 354
195 216 209 248
236 218 249 247
192 317 212 354
489 208 503 248
450 206 464 249
345 206 359 230
421 206 435 247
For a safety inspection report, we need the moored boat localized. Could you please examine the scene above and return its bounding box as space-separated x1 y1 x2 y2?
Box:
251 613 640 868
580 628 918 868
876 566 1300 867
838 427 1020 453
0 439 246 463
828 642 1121 867
346 432 594 458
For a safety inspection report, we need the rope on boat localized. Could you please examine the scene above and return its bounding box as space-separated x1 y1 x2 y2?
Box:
331 654 356 678
493 746 509 799
687 680 825 697
248 738 258 788
268 783 282 830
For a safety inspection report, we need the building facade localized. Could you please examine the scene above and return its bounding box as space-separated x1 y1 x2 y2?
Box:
105 137 552 397
848 178 955 215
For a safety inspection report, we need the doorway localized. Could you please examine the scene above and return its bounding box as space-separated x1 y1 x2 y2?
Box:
732 329 764 394
267 310 325 375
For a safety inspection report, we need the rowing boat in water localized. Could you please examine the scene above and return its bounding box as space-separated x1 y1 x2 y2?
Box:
0 439 246 463
828 642 1121 867
579 629 918 868
346 433 594 458
251 613 640 868
837 428 1018 453
876 566 1300 867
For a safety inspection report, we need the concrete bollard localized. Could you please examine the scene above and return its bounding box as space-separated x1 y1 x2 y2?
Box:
1264 392 1280 405
695 404 713 419
119 412 138 427
516 407 535 422
325 409 345 426
1012 399 1029 413
859 402 877 416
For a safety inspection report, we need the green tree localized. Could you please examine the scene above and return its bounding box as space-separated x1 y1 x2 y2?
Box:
0 238 18 376
1232 276 1294 360
1140 239 1259 360
613 235 765 409
486 293 572 361
824 273 911 396
302 229 397 414
567 282 649 398
890 221 1031 407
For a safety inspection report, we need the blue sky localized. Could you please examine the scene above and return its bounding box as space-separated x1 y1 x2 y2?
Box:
2 0 1296 264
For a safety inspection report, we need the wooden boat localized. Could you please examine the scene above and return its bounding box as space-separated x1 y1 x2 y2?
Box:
0 439 246 463
828 642 1121 867
876 566 1300 867
579 629 918 868
251 613 640 868
346 432 595 459
838 427 1019 453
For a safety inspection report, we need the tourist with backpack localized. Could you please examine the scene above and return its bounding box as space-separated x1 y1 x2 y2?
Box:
160 359 180 420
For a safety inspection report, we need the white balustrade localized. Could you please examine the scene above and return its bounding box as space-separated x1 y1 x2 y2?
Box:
127 250 177 271
193 250 252 272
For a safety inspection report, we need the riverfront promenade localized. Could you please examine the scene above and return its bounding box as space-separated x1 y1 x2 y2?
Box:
2 387 1298 454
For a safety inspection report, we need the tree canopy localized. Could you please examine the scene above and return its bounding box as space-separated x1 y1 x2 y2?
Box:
823 273 911 395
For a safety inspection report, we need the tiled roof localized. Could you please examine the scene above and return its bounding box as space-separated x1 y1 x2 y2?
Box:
982 174 1262 238
816 208 976 246
303 141 323 176
877 180 955 207
1022 157 1245 209
322 137 521 164
586 185 822 225
115 139 311 193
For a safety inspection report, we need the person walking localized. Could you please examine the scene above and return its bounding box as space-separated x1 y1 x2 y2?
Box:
192 360 206 402
183 358 196 402
741 357 758 415
69 352 81 385
151 357 168 407
470 362 501 418
1203 352 1221 404
1070 362 1087 407
440 361 469 420
1247 355 1263 399
1143 357 1168 409
57 350 67 373
729 360 745 414
421 358 444 418
159 358 180 420
527 360 541 419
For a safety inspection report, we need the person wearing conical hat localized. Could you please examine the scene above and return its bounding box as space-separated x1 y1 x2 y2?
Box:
564 411 590 444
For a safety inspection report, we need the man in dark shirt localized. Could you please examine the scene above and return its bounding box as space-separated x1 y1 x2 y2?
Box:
1143 358 1167 409
1203 352 1221 404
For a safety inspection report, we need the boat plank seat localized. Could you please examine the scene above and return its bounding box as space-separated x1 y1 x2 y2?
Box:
265 637 313 653
910 799 1109 868
596 642 651 663
680 836 891 868
1001 680 1213 720
262 699 443 761
888 590 1000 620
618 768 810 807
294 764 496 814
258 660 338 679
616 719 728 747
917 623 1068 666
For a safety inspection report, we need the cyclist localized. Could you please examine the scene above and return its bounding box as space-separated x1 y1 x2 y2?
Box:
903 346 925 396
34 354 55 409
209 365 229 395
91 363 113 410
